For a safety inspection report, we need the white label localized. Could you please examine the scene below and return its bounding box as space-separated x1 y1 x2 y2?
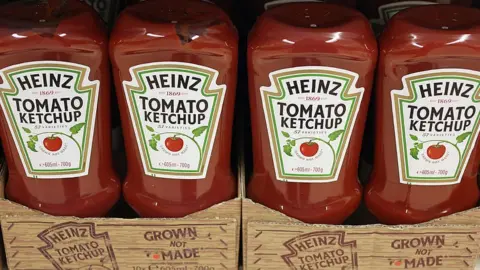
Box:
0 61 99 179
123 62 225 179
374 1 436 25
264 0 324 10
261 66 364 183
392 69 480 186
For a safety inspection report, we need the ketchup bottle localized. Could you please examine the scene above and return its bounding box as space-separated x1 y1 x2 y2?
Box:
366 5 480 225
247 3 377 224
0 0 120 217
110 0 237 218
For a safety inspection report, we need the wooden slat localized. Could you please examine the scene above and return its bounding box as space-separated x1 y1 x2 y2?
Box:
243 198 480 270
2 215 239 270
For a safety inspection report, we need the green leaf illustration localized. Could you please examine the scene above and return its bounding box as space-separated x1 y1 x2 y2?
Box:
456 132 472 144
27 140 37 152
410 134 418 141
154 134 161 141
146 125 155 132
282 131 290 138
283 144 292 157
290 140 296 146
417 143 423 150
410 147 419 160
22 127 31 134
192 126 208 137
328 130 344 142
69 123 85 135
149 138 158 151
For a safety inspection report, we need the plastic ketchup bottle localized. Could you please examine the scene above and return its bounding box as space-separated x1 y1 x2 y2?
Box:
247 3 377 224
366 5 480 224
0 0 121 217
110 0 238 218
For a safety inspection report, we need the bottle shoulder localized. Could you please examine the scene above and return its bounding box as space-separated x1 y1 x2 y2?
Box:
110 0 237 54
248 3 377 59
0 0 107 51
380 5 480 56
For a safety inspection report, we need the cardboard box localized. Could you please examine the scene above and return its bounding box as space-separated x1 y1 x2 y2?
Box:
242 175 480 269
0 168 242 269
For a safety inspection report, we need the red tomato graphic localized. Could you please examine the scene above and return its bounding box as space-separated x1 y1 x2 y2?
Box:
165 136 184 152
427 143 446 160
300 141 319 157
43 136 62 152
395 260 402 266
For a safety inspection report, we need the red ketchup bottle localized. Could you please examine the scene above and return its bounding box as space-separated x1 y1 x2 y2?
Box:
366 5 480 224
0 0 121 217
110 0 238 217
247 3 377 224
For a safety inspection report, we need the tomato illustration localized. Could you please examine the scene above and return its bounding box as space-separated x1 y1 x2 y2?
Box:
300 141 319 157
394 260 402 266
427 143 446 160
43 135 62 152
165 136 184 152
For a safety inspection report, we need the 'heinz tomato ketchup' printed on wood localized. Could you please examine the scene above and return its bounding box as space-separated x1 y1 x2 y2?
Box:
0 0 120 217
366 5 480 224
247 3 377 224
110 0 237 217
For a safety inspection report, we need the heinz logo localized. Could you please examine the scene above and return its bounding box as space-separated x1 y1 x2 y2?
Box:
282 231 358 270
38 222 119 270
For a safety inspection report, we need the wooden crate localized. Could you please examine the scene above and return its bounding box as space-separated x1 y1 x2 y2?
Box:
0 166 242 270
242 172 480 270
